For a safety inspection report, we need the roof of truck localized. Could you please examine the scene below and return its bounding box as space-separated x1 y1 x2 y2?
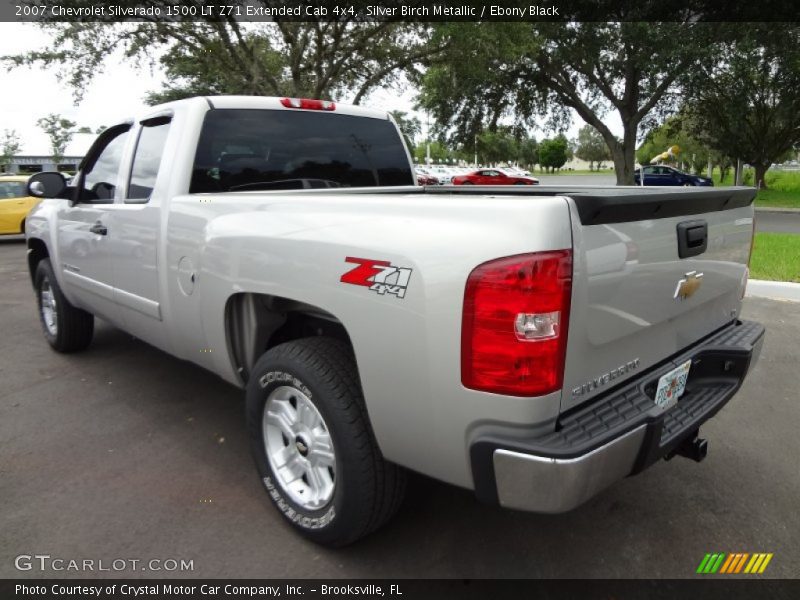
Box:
152 95 390 121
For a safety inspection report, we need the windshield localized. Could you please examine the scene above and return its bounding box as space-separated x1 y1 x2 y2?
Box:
0 181 26 198
190 109 414 193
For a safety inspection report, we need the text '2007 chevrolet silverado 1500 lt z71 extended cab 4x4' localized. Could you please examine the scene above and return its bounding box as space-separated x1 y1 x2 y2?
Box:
24 96 764 546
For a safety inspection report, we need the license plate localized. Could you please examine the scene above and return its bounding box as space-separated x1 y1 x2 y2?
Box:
654 360 692 410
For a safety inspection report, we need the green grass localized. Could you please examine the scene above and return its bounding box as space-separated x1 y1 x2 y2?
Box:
753 188 800 209
749 233 800 283
713 169 800 209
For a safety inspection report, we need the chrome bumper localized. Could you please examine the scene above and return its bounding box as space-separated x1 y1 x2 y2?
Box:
493 426 646 512
470 319 765 513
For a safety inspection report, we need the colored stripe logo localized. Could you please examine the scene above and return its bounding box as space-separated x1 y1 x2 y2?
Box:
696 552 773 574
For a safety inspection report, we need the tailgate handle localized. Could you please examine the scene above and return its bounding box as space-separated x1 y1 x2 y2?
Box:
677 220 708 258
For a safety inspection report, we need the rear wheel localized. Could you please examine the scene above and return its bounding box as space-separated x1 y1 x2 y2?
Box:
246 337 406 546
34 258 94 352
461 181 474 185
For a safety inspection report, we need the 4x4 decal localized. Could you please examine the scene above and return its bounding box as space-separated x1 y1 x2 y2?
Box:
340 257 412 299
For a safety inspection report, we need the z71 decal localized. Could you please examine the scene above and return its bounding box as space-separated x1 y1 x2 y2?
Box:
340 257 412 299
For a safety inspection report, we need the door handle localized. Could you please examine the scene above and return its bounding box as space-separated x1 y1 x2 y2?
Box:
89 222 108 236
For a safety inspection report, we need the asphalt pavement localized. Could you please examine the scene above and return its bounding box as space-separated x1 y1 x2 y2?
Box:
1 236 798 579
754 210 800 234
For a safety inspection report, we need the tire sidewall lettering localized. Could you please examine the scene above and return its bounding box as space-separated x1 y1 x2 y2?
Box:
262 476 336 530
259 370 312 399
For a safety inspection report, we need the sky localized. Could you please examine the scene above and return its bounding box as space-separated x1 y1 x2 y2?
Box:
0 22 623 156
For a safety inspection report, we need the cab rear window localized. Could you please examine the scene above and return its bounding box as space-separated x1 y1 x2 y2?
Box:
190 109 413 193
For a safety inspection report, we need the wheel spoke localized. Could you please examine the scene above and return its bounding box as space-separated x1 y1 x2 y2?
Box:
310 433 335 468
305 465 328 496
275 453 303 484
272 444 295 468
265 400 297 438
297 399 319 429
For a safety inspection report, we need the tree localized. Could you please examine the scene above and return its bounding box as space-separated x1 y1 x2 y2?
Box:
37 114 77 166
517 137 539 170
0 129 22 172
412 139 458 164
420 22 718 184
389 110 422 154
637 115 710 174
5 5 446 105
574 125 611 171
477 128 518 165
539 135 569 173
685 24 800 189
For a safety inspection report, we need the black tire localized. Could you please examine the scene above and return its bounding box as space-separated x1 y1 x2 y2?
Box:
461 181 474 185
246 337 406 546
34 258 94 352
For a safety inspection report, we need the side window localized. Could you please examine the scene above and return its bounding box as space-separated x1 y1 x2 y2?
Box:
79 126 130 203
127 117 172 202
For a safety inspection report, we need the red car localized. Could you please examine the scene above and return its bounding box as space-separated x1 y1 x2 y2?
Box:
452 168 539 186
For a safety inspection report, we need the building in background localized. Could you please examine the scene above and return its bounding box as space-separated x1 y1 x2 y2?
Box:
2 133 95 174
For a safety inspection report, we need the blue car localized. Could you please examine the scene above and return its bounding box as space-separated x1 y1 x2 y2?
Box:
634 165 714 186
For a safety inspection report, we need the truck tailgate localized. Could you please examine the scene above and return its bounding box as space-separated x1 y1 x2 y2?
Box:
561 188 756 412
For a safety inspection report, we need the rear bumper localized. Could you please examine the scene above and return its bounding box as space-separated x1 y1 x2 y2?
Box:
470 319 765 513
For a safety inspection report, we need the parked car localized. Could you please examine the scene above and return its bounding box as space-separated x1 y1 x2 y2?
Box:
452 168 539 185
415 171 440 185
0 174 40 235
635 165 713 186
25 95 762 546
504 166 536 178
426 165 460 183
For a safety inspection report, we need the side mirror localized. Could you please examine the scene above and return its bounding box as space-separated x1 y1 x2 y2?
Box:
27 171 67 199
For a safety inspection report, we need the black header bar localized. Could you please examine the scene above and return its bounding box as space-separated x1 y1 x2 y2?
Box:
4 0 800 22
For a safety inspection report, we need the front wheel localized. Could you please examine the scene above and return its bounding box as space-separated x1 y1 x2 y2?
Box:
34 258 94 352
246 337 406 546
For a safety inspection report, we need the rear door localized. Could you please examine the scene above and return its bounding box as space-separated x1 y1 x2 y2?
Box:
560 189 755 411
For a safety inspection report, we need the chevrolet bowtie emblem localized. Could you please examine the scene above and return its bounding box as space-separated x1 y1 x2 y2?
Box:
674 271 704 300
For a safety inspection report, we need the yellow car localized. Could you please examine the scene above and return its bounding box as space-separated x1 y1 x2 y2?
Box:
0 175 41 235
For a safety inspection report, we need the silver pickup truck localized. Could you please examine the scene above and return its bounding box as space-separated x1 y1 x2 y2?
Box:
24 96 764 546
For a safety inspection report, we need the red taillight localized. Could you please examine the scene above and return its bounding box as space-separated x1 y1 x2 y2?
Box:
280 97 336 111
462 250 572 397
